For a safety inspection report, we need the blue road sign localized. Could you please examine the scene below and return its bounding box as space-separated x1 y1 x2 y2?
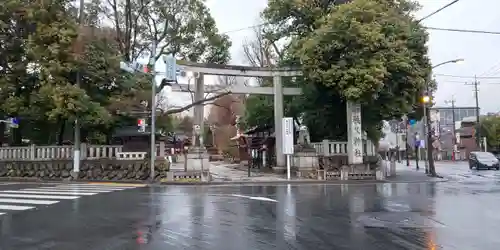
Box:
9 117 19 128
409 119 416 126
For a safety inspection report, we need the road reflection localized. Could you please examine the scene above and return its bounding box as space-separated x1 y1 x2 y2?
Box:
130 181 500 249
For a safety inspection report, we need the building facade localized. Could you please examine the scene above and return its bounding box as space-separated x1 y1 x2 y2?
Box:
433 106 478 132
431 107 478 155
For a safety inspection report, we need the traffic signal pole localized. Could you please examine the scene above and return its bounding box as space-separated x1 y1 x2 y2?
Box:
73 0 85 175
149 42 157 182
120 51 177 182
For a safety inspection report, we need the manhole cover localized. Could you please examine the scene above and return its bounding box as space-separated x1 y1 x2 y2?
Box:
356 212 445 228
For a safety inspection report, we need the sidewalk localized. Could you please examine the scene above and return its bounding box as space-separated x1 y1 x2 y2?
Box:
209 162 286 182
209 161 447 183
388 162 448 182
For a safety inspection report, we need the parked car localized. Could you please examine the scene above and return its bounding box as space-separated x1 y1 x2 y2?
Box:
469 151 500 170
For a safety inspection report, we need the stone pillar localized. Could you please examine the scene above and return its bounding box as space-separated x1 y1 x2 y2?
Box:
273 74 285 169
158 141 166 157
346 101 364 165
192 73 205 147
188 72 209 172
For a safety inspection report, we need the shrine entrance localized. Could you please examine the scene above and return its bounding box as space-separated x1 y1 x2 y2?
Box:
171 62 301 170
171 61 368 169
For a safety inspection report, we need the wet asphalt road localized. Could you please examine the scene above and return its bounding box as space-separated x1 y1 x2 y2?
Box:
0 162 499 250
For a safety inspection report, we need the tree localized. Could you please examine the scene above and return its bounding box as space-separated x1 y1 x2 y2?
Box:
245 0 431 144
0 0 107 145
241 26 301 129
88 0 234 129
480 116 500 152
206 84 245 151
177 116 194 136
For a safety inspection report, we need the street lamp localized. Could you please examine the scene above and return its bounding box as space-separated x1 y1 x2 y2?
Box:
421 58 464 176
432 58 464 69
421 93 431 174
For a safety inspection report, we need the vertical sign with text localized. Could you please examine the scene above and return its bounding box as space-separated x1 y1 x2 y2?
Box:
164 55 177 81
347 102 363 164
282 117 294 155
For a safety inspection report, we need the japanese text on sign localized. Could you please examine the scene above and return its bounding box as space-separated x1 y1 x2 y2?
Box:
348 102 364 164
282 117 294 155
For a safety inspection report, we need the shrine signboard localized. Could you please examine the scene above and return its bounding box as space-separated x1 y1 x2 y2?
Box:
347 102 363 164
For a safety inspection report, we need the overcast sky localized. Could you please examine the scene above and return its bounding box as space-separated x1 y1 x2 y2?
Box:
166 0 500 115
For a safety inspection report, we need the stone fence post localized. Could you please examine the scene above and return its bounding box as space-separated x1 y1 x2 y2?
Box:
29 144 36 160
81 143 87 160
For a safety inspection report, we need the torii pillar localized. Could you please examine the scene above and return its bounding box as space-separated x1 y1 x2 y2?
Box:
272 74 285 169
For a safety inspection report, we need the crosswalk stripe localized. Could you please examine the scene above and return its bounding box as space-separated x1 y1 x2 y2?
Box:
85 182 146 187
52 185 131 190
37 186 118 189
0 198 59 205
0 204 34 210
0 190 97 196
0 212 4 216
0 194 79 200
28 188 112 193
58 184 137 189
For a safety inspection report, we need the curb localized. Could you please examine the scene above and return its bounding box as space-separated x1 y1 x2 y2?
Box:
0 177 449 186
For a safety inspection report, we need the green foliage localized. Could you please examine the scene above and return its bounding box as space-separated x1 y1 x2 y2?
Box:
480 116 500 152
245 0 431 142
0 0 230 145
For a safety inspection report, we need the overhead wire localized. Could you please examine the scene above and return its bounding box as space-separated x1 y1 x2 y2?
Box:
220 23 500 36
417 0 460 23
478 62 500 77
425 27 500 35
434 74 500 80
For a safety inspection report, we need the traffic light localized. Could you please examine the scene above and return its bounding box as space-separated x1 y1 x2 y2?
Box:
138 118 146 132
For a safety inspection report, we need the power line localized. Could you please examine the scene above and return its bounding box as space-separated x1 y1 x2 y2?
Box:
222 22 500 36
220 23 270 34
425 27 500 35
478 62 500 77
434 74 500 79
417 0 460 23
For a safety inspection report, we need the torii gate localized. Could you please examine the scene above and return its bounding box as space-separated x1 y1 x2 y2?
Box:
172 61 302 169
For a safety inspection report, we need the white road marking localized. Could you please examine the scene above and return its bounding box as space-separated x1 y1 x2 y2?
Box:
0 204 34 210
53 186 131 190
33 187 113 192
0 193 80 200
59 184 136 189
0 183 142 216
0 190 97 195
0 198 59 205
231 194 278 202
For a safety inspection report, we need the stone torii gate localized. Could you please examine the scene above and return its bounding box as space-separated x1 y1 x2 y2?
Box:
172 62 301 170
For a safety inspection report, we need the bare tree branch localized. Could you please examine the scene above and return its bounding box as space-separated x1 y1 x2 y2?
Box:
165 92 231 115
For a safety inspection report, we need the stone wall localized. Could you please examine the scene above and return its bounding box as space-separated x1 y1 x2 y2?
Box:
0 159 170 181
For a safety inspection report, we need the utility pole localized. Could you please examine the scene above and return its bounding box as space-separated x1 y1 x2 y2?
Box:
405 120 410 166
73 0 85 175
474 75 481 150
445 96 456 160
466 76 481 150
